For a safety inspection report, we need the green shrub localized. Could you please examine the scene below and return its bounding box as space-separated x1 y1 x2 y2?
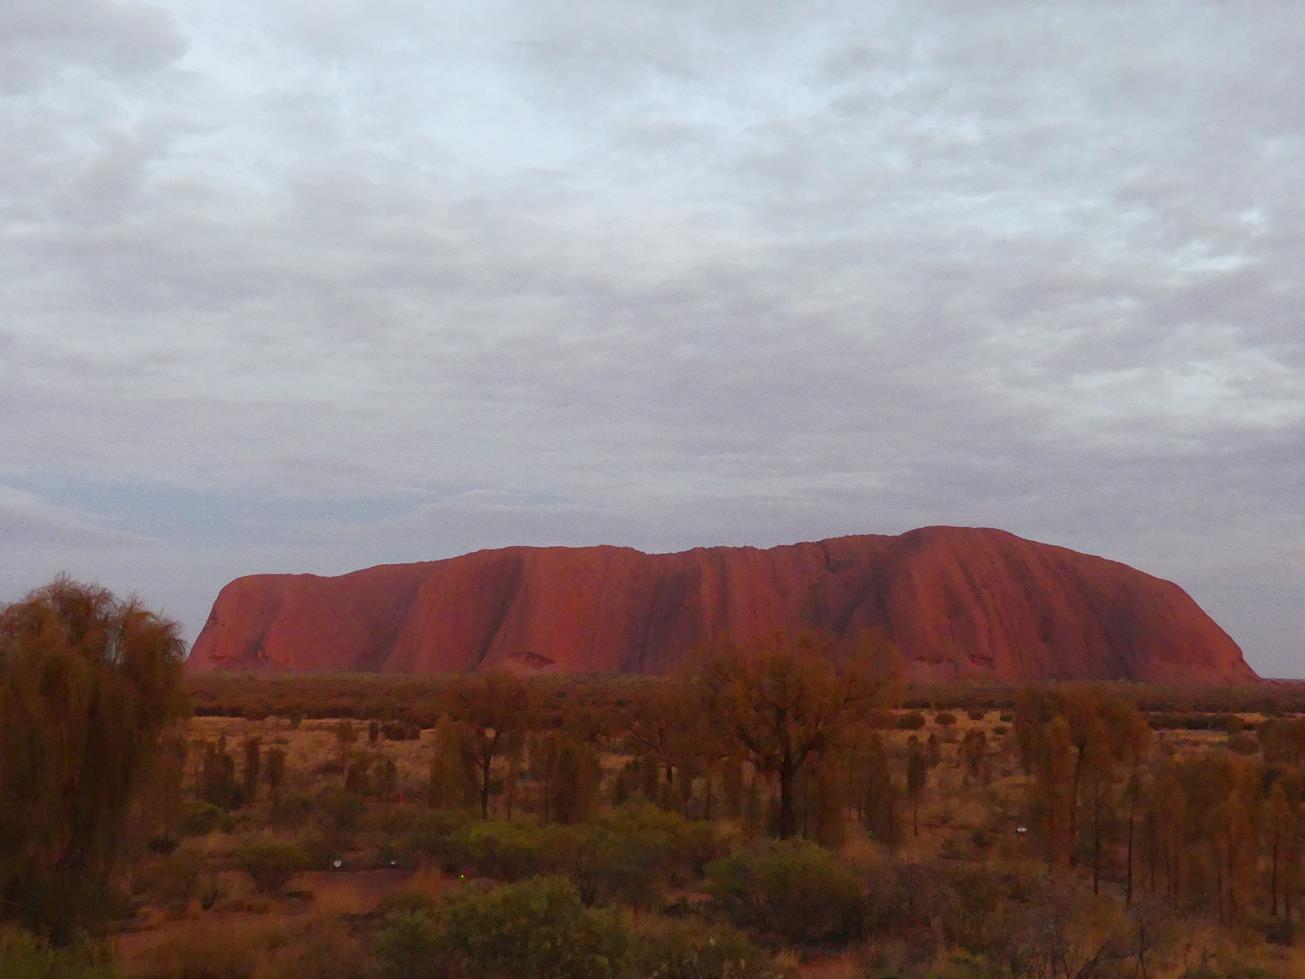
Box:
0 928 121 979
706 840 863 946
631 919 794 979
237 840 307 895
448 821 555 879
441 876 628 979
376 889 439 918
934 712 957 727
570 806 726 908
440 807 724 910
271 791 315 827
373 909 445 979
390 809 475 866
320 790 365 832
180 800 227 836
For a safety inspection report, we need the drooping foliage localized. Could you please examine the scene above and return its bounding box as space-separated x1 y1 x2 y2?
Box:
694 630 901 838
0 578 186 940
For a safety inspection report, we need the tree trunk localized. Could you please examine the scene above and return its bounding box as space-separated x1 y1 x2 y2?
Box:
1091 781 1102 895
778 766 797 838
1125 798 1135 905
1272 828 1280 917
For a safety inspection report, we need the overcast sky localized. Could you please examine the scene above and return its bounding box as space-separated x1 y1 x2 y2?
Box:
3 1 1303 676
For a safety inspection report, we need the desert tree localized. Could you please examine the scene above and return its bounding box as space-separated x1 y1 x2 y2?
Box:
906 736 927 838
1266 776 1299 917
427 716 474 811
794 752 846 846
1029 714 1076 867
334 719 356 769
1081 717 1114 894
265 746 286 808
961 729 987 781
241 736 262 803
846 726 897 844
0 578 185 941
200 737 238 809
550 733 602 824
376 754 399 805
626 681 711 812
1141 755 1186 908
694 630 901 839
1016 685 1149 875
135 728 188 849
449 670 535 818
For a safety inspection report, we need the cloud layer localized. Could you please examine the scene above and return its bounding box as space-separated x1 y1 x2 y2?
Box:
3 0 1303 674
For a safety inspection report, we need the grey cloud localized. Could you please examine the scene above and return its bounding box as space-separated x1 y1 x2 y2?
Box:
3 0 1303 672
0 0 184 91
0 486 151 548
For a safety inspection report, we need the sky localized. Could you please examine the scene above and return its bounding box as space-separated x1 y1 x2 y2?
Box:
2 1 1303 677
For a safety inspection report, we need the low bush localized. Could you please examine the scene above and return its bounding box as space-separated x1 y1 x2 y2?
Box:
443 806 725 909
630 919 794 979
571 805 726 907
376 889 439 918
897 712 927 731
237 840 308 895
374 908 445 979
0 927 120 979
441 876 628 979
180 800 227 836
447 820 556 880
706 840 863 946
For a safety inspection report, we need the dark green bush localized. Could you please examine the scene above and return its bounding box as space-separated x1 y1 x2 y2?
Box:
441 876 627 979
447 821 555 880
320 790 365 832
376 889 439 918
570 805 725 908
0 927 120 979
374 909 445 979
706 840 863 946
389 809 475 866
237 840 307 895
180 801 226 836
897 712 926 731
630 919 793 979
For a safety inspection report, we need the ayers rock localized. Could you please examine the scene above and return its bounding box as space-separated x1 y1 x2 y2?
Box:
188 526 1257 683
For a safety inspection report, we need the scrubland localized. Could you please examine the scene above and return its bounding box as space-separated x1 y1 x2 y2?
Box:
6 586 1305 979
87 679 1305 978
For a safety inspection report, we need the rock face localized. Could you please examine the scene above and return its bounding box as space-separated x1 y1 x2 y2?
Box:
187 527 1257 683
